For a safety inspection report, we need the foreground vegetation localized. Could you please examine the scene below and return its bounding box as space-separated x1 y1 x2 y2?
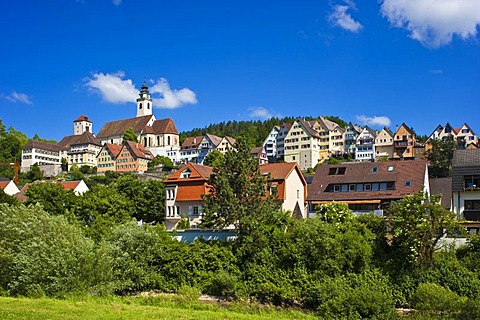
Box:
0 296 319 320
1 139 479 319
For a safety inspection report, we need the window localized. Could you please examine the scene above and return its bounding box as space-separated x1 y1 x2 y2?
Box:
364 184 371 191
334 185 340 192
387 166 394 172
371 167 378 173
405 180 411 187
297 190 300 199
349 184 356 191
329 168 337 175
181 169 191 178
139 103 143 109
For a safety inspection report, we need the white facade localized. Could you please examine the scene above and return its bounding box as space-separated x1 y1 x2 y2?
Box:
263 126 279 160
21 143 61 172
136 82 153 117
0 180 20 195
355 127 376 161
375 128 394 159
282 167 307 218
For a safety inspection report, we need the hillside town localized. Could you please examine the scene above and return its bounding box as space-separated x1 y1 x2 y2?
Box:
0 83 478 234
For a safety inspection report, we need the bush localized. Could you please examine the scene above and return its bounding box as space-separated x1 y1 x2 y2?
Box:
414 282 466 317
307 269 395 320
0 204 107 297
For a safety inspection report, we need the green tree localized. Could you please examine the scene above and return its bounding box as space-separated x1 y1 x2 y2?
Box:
386 192 462 267
25 163 44 182
147 155 174 171
0 204 108 296
203 149 224 167
0 189 19 206
25 183 76 216
426 136 458 177
200 138 271 229
122 127 138 144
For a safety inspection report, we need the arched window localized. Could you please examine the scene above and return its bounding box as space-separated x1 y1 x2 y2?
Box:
167 136 171 145
143 137 147 146
139 103 143 109
147 102 150 109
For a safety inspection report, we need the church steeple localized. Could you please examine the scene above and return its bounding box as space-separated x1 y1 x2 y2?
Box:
136 81 153 117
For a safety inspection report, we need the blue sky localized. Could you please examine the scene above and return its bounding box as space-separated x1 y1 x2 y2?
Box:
1 0 479 141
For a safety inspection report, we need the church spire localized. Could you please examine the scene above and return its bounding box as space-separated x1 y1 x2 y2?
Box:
136 81 153 117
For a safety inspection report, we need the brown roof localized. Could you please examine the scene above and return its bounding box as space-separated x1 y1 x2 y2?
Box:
74 115 91 123
298 119 321 138
250 147 264 155
165 163 213 182
453 149 480 167
125 141 154 160
98 143 123 158
57 131 101 149
23 140 61 152
0 181 11 190
149 118 179 135
20 180 83 194
205 133 222 147
181 136 204 150
96 115 153 138
429 177 452 209
260 162 306 185
307 160 428 202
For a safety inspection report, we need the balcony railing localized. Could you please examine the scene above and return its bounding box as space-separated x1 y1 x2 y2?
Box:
464 211 480 221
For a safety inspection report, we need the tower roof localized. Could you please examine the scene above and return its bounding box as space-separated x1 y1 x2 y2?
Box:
139 81 149 96
74 115 91 123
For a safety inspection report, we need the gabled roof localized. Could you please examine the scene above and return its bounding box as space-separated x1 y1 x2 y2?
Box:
318 116 339 131
74 115 92 123
181 136 204 150
124 141 153 160
223 136 236 146
98 143 123 158
394 123 415 136
205 133 223 147
23 140 61 152
0 181 12 190
165 162 213 182
307 160 428 202
357 126 376 138
96 115 154 138
58 131 101 149
250 146 265 155
260 162 306 185
298 119 321 138
150 118 179 135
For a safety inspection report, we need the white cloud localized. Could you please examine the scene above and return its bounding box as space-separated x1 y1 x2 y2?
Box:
112 0 122 6
380 0 480 48
356 115 392 127
329 3 363 33
85 71 137 104
150 78 198 109
248 106 281 120
85 72 197 108
6 91 33 105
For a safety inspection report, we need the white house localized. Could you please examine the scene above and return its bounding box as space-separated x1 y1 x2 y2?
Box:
0 180 20 195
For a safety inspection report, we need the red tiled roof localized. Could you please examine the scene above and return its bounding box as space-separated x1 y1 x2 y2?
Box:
97 115 154 138
165 163 213 182
74 115 91 123
125 141 154 160
307 160 428 202
99 143 123 158
20 180 83 193
0 181 10 190
181 136 204 149
151 118 178 134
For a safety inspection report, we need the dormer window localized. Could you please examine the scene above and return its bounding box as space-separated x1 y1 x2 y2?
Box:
371 167 378 173
387 166 394 172
181 169 191 178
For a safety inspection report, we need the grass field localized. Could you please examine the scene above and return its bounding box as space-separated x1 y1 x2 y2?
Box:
0 296 319 320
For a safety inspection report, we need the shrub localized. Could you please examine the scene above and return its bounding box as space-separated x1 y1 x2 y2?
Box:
413 282 466 317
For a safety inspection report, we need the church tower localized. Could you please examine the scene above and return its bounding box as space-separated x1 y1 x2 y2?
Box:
136 81 153 117
73 115 92 135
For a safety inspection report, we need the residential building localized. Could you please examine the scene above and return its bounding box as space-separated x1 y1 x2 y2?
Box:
426 122 478 152
115 141 153 173
344 122 362 158
309 117 339 161
263 126 279 161
164 162 308 230
456 123 478 149
276 122 292 160
216 136 236 153
58 131 102 168
179 136 203 163
262 162 307 218
307 159 429 216
96 143 123 173
284 119 321 171
329 126 345 157
164 162 213 230
0 180 20 195
452 150 480 232
251 146 268 165
355 126 376 161
96 82 180 160
393 123 416 159
197 134 223 164
179 133 224 165
375 127 394 160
